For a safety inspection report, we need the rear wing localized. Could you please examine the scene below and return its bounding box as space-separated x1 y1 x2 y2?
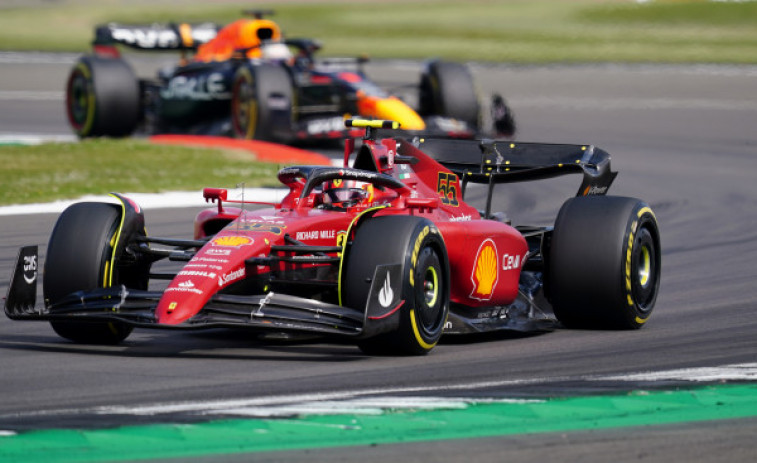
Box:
93 22 221 51
413 137 617 218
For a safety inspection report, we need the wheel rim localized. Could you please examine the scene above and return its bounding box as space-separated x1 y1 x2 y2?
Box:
416 248 445 334
631 227 658 312
66 67 94 134
638 245 651 287
423 266 439 307
232 73 257 138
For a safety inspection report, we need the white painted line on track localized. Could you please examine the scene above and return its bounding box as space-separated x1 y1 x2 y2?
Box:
2 363 755 421
0 133 77 144
0 90 64 101
600 363 757 382
65 363 757 419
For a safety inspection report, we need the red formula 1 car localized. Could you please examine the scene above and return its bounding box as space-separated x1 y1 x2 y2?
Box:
5 120 660 355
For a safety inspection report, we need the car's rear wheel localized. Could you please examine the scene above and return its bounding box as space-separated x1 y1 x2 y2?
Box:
343 216 449 355
231 63 294 142
547 196 661 329
44 202 138 344
65 55 140 137
419 60 480 129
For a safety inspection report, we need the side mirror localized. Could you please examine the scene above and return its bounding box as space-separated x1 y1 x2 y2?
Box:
203 188 228 202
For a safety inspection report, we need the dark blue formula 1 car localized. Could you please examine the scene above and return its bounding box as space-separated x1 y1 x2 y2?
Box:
66 10 515 143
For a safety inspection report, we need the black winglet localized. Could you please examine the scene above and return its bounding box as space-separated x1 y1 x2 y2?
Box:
4 246 39 318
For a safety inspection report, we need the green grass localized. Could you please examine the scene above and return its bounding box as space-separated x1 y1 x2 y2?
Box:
1 0 756 64
0 140 281 206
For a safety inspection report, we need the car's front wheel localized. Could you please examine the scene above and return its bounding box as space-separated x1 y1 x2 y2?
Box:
343 216 450 355
43 202 142 344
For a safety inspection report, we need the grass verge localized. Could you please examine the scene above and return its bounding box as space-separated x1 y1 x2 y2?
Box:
0 139 281 206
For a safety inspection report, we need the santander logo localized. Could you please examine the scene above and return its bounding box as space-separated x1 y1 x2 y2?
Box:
218 267 245 287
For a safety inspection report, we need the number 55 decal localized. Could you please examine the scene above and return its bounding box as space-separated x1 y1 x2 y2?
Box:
437 172 460 207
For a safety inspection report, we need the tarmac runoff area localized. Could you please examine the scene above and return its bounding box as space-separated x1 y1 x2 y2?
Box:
0 134 334 216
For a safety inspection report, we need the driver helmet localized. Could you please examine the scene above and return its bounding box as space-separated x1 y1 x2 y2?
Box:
322 180 369 208
260 42 293 62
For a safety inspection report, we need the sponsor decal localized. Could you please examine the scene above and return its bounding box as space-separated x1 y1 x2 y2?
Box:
196 256 230 264
168 302 178 312
267 94 290 110
23 254 37 285
236 223 285 234
409 225 432 287
295 230 336 241
583 185 608 196
502 253 524 271
218 267 245 287
242 216 285 225
205 248 232 256
378 272 394 308
306 116 345 135
110 25 180 48
336 231 347 247
183 263 222 270
449 214 472 222
366 264 402 320
212 236 253 247
470 239 499 301
178 270 217 279
160 72 230 100
166 280 203 295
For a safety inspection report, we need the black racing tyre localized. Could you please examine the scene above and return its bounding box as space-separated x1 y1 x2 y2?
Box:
547 196 661 329
231 63 294 141
419 60 480 128
43 202 134 344
65 55 140 138
343 216 449 355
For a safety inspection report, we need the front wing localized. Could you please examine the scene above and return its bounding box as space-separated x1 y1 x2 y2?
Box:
5 247 364 336
5 246 558 339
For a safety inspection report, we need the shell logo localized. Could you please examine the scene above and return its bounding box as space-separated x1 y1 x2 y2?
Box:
470 239 499 301
212 236 253 247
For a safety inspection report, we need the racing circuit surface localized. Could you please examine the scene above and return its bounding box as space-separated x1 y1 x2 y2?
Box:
2 53 757 461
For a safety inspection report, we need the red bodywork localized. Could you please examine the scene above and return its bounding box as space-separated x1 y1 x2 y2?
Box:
156 132 527 326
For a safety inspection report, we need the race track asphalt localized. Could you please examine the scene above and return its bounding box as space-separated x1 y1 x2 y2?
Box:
1 53 757 462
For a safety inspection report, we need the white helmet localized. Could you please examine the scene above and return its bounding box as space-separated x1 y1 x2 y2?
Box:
261 42 292 61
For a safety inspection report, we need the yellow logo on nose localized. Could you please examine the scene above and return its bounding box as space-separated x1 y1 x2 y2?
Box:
212 236 253 247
